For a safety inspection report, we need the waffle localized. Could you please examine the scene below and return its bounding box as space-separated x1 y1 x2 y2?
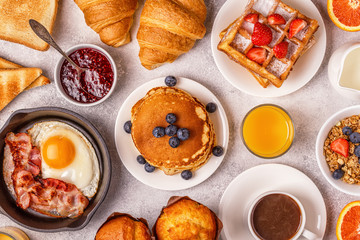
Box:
217 0 319 88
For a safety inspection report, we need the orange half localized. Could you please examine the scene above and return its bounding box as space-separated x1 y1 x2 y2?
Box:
336 201 360 240
328 0 360 31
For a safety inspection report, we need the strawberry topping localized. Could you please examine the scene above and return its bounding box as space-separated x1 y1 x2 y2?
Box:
288 19 307 38
246 47 267 64
251 22 273 46
331 138 349 158
268 14 286 25
273 41 289 59
244 13 258 24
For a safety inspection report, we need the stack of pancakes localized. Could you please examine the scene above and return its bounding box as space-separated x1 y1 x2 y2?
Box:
131 87 216 175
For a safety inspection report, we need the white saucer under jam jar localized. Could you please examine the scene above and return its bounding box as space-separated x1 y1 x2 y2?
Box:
54 44 117 106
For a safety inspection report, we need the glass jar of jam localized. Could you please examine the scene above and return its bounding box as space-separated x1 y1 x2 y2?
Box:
56 44 117 106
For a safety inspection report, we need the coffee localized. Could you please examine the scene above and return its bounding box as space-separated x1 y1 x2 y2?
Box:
250 193 301 240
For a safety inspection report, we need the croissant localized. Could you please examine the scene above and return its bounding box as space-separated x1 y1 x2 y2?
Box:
136 0 207 70
74 0 138 47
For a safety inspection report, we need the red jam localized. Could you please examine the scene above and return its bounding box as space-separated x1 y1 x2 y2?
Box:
60 48 114 103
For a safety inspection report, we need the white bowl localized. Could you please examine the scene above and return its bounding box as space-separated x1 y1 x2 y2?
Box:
316 105 360 196
54 44 117 107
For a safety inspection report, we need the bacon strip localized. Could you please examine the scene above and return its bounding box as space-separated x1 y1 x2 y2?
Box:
5 133 41 177
4 132 89 218
3 143 15 196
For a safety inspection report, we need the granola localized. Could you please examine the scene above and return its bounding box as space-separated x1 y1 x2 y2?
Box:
324 115 360 184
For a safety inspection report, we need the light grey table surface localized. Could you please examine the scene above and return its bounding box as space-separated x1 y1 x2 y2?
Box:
0 0 358 239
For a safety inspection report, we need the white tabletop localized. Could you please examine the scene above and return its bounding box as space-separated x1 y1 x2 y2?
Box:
0 0 357 239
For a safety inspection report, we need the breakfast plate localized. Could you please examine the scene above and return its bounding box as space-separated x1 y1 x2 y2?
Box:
114 77 229 190
211 0 327 97
219 164 327 240
0 107 111 232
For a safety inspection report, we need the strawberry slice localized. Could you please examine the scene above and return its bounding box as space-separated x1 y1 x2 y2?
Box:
244 13 258 24
288 19 307 38
251 22 273 46
273 41 289 59
331 138 349 158
246 47 266 64
268 14 286 25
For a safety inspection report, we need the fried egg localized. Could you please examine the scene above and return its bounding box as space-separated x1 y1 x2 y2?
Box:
28 121 99 198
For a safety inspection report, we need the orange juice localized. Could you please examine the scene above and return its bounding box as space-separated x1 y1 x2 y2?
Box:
0 227 29 240
241 105 294 158
0 233 13 240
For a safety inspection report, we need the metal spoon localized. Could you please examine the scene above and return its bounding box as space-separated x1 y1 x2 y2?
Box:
29 19 98 98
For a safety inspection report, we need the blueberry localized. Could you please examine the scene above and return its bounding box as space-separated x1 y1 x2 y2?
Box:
206 102 217 113
350 132 360 143
177 128 190 141
153 126 165 138
342 126 353 136
165 125 178 136
212 146 224 157
332 169 344 180
144 162 155 173
137 155 146 164
169 137 180 148
181 170 192 180
123 121 132 133
165 76 177 87
166 113 177 124
355 145 360 157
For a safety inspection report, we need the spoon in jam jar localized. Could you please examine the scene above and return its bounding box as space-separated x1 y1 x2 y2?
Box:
29 19 100 98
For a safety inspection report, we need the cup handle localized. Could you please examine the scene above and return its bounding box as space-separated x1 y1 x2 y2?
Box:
302 229 318 240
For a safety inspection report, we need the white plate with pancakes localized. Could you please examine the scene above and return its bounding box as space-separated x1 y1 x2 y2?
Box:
114 77 229 190
219 164 327 240
211 0 326 97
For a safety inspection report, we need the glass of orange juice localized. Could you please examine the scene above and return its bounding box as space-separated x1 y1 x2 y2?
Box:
0 227 29 240
241 104 294 158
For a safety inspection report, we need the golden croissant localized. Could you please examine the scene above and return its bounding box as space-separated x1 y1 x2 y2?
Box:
74 0 138 47
137 0 207 70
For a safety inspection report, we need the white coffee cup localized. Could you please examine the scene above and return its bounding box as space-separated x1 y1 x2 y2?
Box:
247 191 318 240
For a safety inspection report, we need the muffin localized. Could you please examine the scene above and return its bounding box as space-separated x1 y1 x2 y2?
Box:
95 213 151 240
131 87 216 175
154 196 222 240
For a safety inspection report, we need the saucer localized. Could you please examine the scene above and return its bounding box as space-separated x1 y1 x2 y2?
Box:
219 164 326 240
211 0 326 97
114 77 229 191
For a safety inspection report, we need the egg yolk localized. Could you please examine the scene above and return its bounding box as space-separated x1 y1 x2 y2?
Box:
42 135 75 169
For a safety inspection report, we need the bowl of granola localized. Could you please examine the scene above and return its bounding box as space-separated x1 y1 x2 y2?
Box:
316 105 360 196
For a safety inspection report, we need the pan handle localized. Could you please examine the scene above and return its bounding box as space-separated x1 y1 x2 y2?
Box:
0 206 5 215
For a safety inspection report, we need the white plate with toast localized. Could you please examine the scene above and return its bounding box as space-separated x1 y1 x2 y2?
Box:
114 77 229 191
211 0 326 97
219 164 327 240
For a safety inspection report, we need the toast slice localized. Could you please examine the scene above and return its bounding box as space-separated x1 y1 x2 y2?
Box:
0 68 42 111
0 0 59 51
0 57 50 90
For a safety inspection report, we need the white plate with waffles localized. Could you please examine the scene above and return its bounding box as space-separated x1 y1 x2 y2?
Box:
114 77 229 190
219 164 327 240
211 0 326 97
